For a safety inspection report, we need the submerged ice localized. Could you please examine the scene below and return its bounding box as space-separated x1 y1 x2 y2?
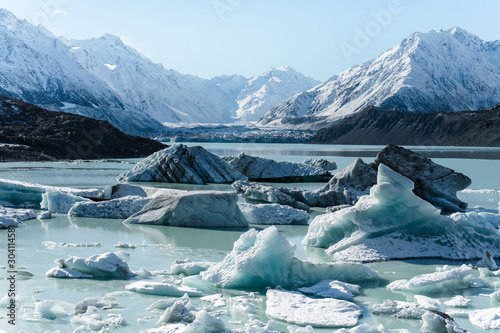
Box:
303 164 500 262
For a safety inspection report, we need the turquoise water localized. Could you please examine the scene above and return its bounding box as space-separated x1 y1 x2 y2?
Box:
0 143 499 332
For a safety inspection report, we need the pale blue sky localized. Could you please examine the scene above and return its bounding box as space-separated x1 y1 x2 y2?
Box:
2 0 500 81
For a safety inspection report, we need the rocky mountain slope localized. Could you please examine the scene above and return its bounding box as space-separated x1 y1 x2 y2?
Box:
0 95 165 161
307 104 500 147
259 27 500 129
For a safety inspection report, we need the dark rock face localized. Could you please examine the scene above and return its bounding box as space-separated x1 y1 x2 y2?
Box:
372 144 471 213
0 95 166 161
307 105 500 147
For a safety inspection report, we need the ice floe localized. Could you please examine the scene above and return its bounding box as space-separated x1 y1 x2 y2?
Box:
73 296 119 314
156 300 195 325
223 152 331 182
117 144 246 184
444 295 471 308
71 306 127 332
0 205 37 228
421 311 467 333
170 259 214 276
69 195 151 218
265 288 362 327
371 300 425 319
125 281 202 297
237 202 310 225
148 293 193 311
303 164 500 262
41 191 89 214
46 252 135 279
303 157 337 171
123 190 248 227
33 300 66 320
469 307 500 329
42 241 101 248
297 280 360 301
336 323 410 332
185 226 379 290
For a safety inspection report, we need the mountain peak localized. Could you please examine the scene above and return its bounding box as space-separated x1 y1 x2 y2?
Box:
100 33 124 45
0 8 19 26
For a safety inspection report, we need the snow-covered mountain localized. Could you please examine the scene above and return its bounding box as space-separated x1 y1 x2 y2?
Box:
259 27 500 129
0 9 319 135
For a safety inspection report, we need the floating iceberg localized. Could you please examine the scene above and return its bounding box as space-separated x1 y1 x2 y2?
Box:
34 300 67 320
125 281 202 297
444 295 471 308
303 164 500 262
265 288 362 327
170 259 214 276
387 265 484 293
186 226 379 290
0 178 103 207
470 307 500 329
223 152 331 182
41 191 89 214
123 190 248 228
232 181 310 211
74 296 119 314
46 252 135 279
238 202 310 225
117 144 246 184
68 195 151 218
303 157 337 171
297 280 360 301
421 311 467 333
156 300 195 325
371 300 425 319
0 205 37 228
336 323 410 333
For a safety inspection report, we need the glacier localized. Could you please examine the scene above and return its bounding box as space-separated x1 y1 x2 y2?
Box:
303 164 500 262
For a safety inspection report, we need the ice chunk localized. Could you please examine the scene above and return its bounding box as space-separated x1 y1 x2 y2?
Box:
288 325 315 333
387 265 483 293
34 300 66 320
444 295 471 307
157 300 195 325
147 293 193 311
73 297 119 314
40 191 89 214
123 190 248 227
183 309 225 333
46 267 93 278
117 144 246 184
421 311 467 333
37 210 51 219
170 259 214 276
187 227 379 290
266 288 362 327
113 242 136 249
303 157 337 171
42 241 101 248
0 205 37 228
298 280 360 301
476 251 498 271
223 152 331 182
71 308 127 331
371 300 425 319
200 294 226 308
69 195 151 218
336 323 410 332
303 164 500 262
46 252 135 279
413 295 442 311
469 307 500 329
125 281 202 297
0 178 103 207
238 202 310 225
232 181 310 211
104 183 148 199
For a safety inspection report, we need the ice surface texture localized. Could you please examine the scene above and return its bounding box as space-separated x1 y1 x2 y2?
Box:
238 202 310 225
185 226 379 290
69 195 151 219
303 164 500 262
223 152 331 182
303 157 337 171
117 144 246 184
0 205 37 228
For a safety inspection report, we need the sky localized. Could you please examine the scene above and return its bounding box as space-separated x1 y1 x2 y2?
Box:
2 0 500 81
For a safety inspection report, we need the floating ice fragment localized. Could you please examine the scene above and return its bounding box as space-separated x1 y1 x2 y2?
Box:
37 210 51 219
42 241 101 248
413 295 442 311
34 300 66 320
187 227 379 290
69 195 150 218
371 300 425 319
147 293 193 311
183 309 225 333
287 324 315 333
113 241 136 249
421 311 467 333
476 251 498 271
444 295 471 307
200 294 226 308
156 300 195 325
41 191 88 214
298 280 360 300
303 157 337 171
125 281 202 297
238 202 310 225
266 288 362 328
336 323 411 332
0 205 37 228
73 296 119 314
170 259 214 276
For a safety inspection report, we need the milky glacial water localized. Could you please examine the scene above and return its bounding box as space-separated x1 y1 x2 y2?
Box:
0 143 499 332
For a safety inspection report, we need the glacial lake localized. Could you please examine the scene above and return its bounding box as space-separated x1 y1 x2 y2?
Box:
0 143 500 332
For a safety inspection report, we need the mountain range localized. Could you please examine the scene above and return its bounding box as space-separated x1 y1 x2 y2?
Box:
0 9 319 135
259 27 500 129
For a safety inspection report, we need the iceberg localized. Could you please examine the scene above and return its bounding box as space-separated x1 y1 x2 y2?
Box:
186 226 379 290
387 265 484 293
470 308 500 329
123 190 248 228
421 311 467 333
0 205 37 228
156 300 195 325
265 288 363 327
68 195 151 218
170 259 214 276
336 323 410 333
443 295 471 308
303 157 337 171
371 300 425 319
34 300 67 320
41 191 89 214
46 252 135 279
297 280 360 301
232 181 310 211
223 152 331 182
117 144 246 184
125 281 202 297
0 178 103 207
238 202 310 225
303 164 500 262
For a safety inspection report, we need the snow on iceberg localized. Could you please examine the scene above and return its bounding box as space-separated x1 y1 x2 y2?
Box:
125 281 202 297
117 144 246 184
387 265 485 293
46 252 135 279
303 157 337 171
123 190 248 228
0 178 103 207
68 195 151 218
303 164 500 262
184 226 379 290
265 288 362 328
0 205 37 228
223 152 331 182
238 202 309 225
